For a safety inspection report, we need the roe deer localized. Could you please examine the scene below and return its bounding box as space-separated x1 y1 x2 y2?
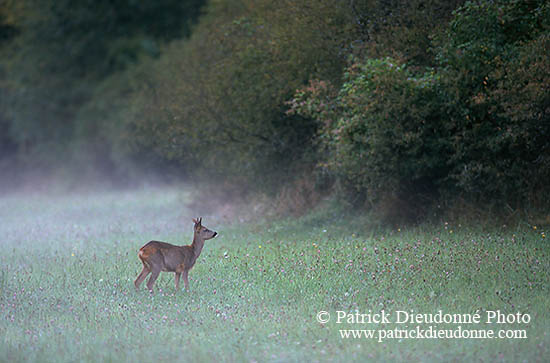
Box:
134 217 217 292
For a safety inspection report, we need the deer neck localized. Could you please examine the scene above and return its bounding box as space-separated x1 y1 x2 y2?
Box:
191 234 205 258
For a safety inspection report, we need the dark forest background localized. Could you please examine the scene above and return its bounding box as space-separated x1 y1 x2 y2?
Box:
1 0 549 222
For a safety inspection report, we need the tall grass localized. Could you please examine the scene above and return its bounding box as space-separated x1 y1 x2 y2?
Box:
0 186 548 362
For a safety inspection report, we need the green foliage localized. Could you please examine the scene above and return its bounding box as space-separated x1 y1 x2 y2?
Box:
119 0 354 188
288 0 550 215
2 0 549 217
0 0 204 171
347 0 466 66
437 0 548 93
289 58 449 214
117 0 465 191
436 0 550 205
0 1 19 45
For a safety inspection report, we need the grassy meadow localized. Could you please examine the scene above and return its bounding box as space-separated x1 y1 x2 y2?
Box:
0 186 548 362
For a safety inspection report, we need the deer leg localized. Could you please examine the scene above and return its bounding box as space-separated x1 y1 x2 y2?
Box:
182 270 190 292
146 267 161 292
134 266 150 289
175 272 181 291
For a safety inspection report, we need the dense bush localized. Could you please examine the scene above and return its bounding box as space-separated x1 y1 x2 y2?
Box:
288 59 449 208
0 0 205 175
288 0 550 215
2 0 548 217
437 0 550 206
115 0 354 189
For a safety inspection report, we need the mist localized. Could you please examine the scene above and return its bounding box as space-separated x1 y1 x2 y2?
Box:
1 1 550 361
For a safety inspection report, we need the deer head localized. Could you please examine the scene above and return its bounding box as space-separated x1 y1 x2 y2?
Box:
193 217 217 240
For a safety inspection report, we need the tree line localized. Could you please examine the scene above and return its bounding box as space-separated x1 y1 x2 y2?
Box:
1 0 549 219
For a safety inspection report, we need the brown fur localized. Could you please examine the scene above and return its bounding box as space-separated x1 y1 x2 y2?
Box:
134 217 217 292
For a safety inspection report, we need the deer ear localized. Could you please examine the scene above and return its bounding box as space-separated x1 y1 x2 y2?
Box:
199 217 202 224
192 218 198 224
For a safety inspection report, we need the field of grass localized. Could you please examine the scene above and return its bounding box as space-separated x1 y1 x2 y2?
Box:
0 186 548 362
